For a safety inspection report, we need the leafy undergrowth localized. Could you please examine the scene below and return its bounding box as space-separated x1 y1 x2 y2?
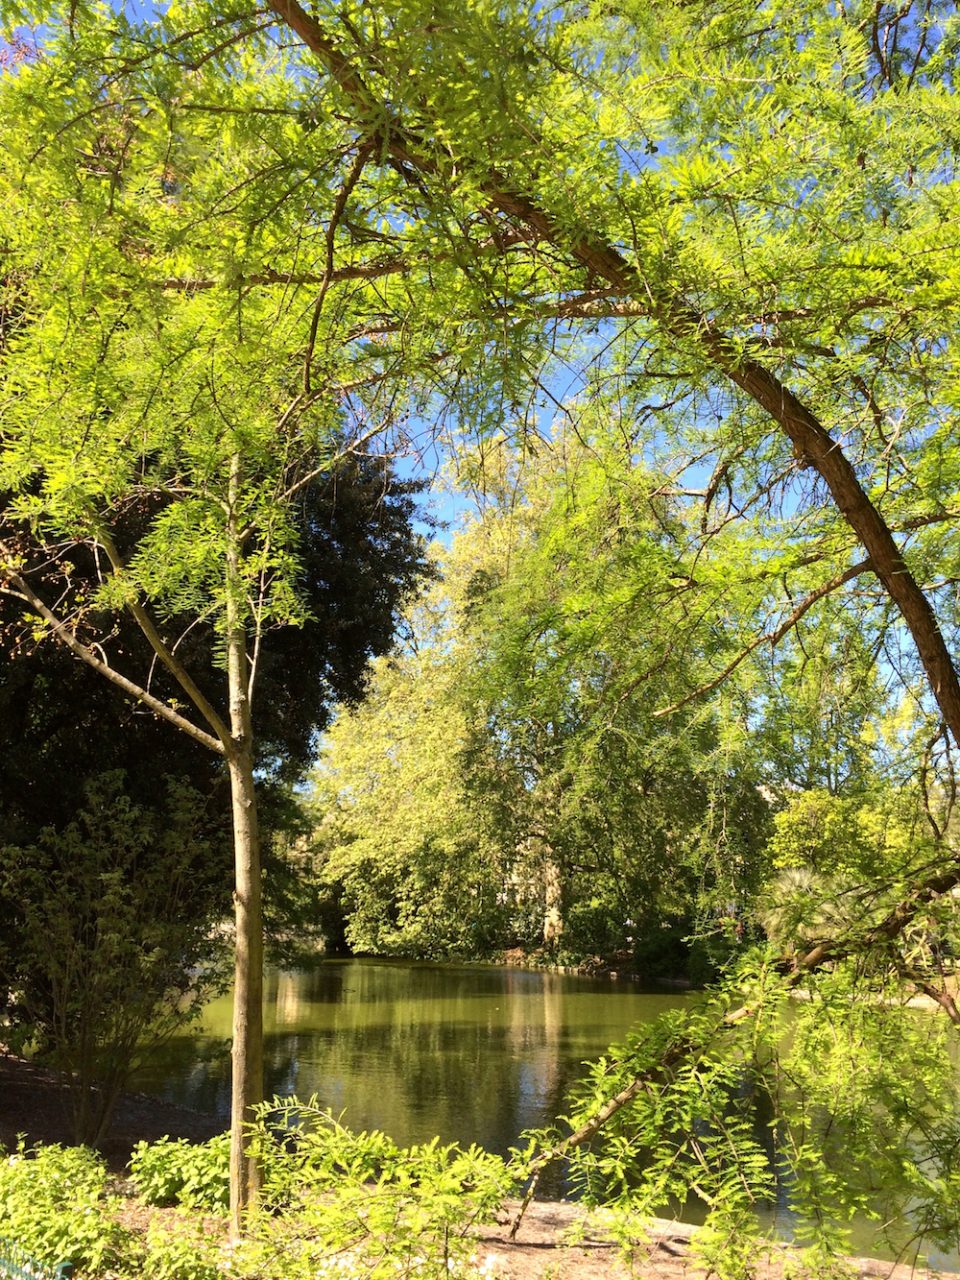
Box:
0 1099 513 1280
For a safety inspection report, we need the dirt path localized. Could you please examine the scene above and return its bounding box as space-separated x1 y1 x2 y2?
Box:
482 1202 952 1280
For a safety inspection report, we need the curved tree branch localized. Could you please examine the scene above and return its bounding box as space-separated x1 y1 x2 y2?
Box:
266 0 960 744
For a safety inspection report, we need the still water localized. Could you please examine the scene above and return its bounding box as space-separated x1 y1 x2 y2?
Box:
131 958 689 1163
129 957 957 1268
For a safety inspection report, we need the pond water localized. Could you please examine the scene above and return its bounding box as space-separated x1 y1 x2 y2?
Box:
131 958 689 1172
129 957 958 1269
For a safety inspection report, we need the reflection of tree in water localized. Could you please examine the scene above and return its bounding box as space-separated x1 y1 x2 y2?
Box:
133 1035 233 1121
130 960 686 1192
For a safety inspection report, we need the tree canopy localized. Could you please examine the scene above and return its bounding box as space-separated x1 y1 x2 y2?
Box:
3 0 960 1259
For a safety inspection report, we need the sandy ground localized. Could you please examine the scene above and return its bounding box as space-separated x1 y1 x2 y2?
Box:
0 1053 953 1280
481 1201 954 1280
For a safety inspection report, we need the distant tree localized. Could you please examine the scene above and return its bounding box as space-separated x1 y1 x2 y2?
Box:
308 582 509 961
312 432 770 973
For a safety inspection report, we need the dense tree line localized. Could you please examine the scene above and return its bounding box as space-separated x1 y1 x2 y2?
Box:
309 432 772 975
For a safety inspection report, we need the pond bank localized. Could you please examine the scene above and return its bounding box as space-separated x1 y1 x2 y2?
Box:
486 1201 953 1280
0 1053 952 1280
0 1051 220 1171
495 946 695 985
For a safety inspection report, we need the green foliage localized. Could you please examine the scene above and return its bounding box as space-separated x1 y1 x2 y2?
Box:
236 1100 513 1280
534 948 960 1273
2 0 960 1263
129 1104 513 1279
757 786 957 969
125 1104 512 1279
308 583 511 960
141 1215 223 1280
2 771 229 1144
129 1135 231 1213
311 432 771 972
0 1142 131 1274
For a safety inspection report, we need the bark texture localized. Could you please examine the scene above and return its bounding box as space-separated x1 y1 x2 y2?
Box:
225 453 264 1232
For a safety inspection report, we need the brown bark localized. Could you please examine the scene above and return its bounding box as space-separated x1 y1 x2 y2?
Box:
266 0 960 745
225 741 264 1232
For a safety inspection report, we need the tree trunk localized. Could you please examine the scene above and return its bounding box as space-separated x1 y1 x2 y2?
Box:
225 454 264 1234
542 856 563 950
226 740 264 1232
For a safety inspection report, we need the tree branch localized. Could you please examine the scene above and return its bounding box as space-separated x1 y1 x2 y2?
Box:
304 141 373 395
94 530 232 746
0 548 224 755
652 559 873 718
509 848 960 1237
266 0 960 745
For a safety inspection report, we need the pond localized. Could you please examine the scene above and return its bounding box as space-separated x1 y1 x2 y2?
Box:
130 958 689 1172
129 957 957 1269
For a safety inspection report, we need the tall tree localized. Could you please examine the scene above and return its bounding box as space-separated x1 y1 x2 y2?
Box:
0 38 430 1222
0 459 427 1140
5 0 960 1255
250 0 960 743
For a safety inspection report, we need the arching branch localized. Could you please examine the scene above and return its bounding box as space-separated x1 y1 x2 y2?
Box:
266 0 960 744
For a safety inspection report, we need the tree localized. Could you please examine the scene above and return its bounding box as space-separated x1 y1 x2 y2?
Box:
309 642 510 960
5 1 952 793
211 4 960 1256
312 430 772 972
0 40 430 1221
2 771 231 1146
5 0 960 1258
232 0 960 741
0 459 427 1136
449 430 772 966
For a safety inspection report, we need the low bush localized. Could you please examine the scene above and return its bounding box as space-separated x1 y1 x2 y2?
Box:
3 1107 515 1280
236 1101 514 1280
0 1141 132 1273
142 1212 225 1280
129 1133 230 1212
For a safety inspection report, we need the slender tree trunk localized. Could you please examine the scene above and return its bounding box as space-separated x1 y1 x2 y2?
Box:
225 454 264 1233
226 740 264 1231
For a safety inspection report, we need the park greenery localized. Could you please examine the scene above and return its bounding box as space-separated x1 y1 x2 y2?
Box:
1 0 960 1273
0 1108 513 1280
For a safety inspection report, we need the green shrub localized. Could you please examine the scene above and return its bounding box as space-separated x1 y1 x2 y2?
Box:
129 1134 230 1212
234 1099 514 1280
0 1142 131 1273
122 1105 520 1279
141 1212 224 1280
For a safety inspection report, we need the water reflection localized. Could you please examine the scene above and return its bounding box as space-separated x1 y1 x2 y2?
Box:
128 959 960 1266
131 958 686 1188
